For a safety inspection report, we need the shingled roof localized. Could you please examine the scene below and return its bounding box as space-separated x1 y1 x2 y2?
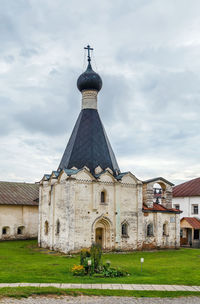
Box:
0 181 39 206
58 109 120 176
173 177 200 197
143 203 181 213
181 217 200 229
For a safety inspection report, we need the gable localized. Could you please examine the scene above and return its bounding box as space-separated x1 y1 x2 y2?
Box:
121 173 138 185
75 169 94 181
98 172 115 183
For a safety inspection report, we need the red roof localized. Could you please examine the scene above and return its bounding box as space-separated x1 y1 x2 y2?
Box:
0 181 39 206
143 203 180 213
173 177 200 197
181 217 200 229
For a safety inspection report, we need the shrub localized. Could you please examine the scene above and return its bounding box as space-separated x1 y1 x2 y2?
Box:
102 266 127 277
80 248 91 266
83 257 94 275
90 243 102 271
71 264 85 276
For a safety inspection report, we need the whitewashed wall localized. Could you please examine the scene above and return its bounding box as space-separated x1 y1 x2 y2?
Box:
0 205 38 240
172 196 200 219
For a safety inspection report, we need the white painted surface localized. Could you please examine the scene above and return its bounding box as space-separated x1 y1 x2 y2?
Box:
173 196 200 219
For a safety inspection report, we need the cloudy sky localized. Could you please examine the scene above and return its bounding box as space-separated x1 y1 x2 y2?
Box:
1 0 200 185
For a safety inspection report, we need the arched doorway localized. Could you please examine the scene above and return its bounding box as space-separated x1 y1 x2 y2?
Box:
95 227 103 246
93 216 112 249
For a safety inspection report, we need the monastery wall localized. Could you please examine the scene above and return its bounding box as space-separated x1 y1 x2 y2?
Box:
0 205 38 240
142 212 180 249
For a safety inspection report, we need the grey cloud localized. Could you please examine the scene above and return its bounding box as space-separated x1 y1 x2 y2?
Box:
0 0 200 184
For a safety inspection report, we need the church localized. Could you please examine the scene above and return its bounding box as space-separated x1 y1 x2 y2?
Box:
38 46 181 253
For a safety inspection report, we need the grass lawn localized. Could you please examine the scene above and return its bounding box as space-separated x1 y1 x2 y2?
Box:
1 288 200 299
0 240 200 285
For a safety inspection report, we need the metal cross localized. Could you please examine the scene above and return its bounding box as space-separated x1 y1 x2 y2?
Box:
84 45 93 63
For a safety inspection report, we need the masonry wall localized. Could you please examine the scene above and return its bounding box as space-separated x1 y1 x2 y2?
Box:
142 212 180 249
172 196 200 219
39 172 144 253
39 172 180 253
0 205 38 240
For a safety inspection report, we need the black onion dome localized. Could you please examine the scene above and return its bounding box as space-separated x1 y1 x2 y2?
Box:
77 62 102 92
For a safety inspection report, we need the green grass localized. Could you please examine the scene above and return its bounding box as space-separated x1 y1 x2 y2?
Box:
0 240 200 285
0 288 200 299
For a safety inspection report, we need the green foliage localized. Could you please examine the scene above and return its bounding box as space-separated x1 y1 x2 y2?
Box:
102 266 128 277
97 260 128 277
90 243 102 271
71 264 85 276
80 248 91 266
1 287 200 299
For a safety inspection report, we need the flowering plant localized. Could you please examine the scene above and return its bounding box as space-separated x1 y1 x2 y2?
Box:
71 264 85 276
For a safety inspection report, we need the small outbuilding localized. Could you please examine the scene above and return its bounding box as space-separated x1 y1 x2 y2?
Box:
0 181 39 240
180 217 200 248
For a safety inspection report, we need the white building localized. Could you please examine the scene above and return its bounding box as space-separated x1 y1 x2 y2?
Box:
173 177 200 219
38 47 181 253
173 177 200 247
0 181 39 240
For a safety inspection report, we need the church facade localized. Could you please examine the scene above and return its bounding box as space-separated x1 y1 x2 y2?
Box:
38 47 181 253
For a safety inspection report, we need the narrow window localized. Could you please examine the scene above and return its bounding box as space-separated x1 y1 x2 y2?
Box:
163 223 168 236
45 221 49 235
121 223 128 237
56 220 60 234
147 223 153 237
192 205 198 214
17 226 24 235
175 204 180 210
101 191 106 203
194 230 199 240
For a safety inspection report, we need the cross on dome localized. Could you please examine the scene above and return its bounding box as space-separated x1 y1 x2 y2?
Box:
77 45 102 93
84 44 93 63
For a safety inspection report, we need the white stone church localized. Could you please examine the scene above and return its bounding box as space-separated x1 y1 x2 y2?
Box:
38 46 181 253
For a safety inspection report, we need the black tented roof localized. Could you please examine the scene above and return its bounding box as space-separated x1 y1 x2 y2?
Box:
58 109 120 175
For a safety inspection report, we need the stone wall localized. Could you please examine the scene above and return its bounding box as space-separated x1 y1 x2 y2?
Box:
39 169 180 253
39 169 144 253
142 212 180 249
0 205 38 240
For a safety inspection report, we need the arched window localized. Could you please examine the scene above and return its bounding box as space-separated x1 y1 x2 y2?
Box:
45 221 49 235
2 226 9 235
56 220 60 234
17 226 25 235
121 222 128 237
163 223 168 236
101 191 106 203
147 223 153 237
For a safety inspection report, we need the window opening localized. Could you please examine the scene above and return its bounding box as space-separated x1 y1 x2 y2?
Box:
45 221 49 235
56 220 60 234
192 205 198 215
101 191 106 203
2 227 8 235
17 226 24 235
194 229 199 240
147 223 153 236
121 222 128 237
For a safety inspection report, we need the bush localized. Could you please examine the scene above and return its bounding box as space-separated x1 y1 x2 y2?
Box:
90 243 102 271
80 248 91 266
102 266 127 277
71 264 85 276
75 244 127 277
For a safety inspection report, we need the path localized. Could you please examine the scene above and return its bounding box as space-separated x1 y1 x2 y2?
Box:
1 296 200 304
0 283 200 292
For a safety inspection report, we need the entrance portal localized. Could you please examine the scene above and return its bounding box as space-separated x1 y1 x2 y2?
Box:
93 216 112 249
95 227 103 247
